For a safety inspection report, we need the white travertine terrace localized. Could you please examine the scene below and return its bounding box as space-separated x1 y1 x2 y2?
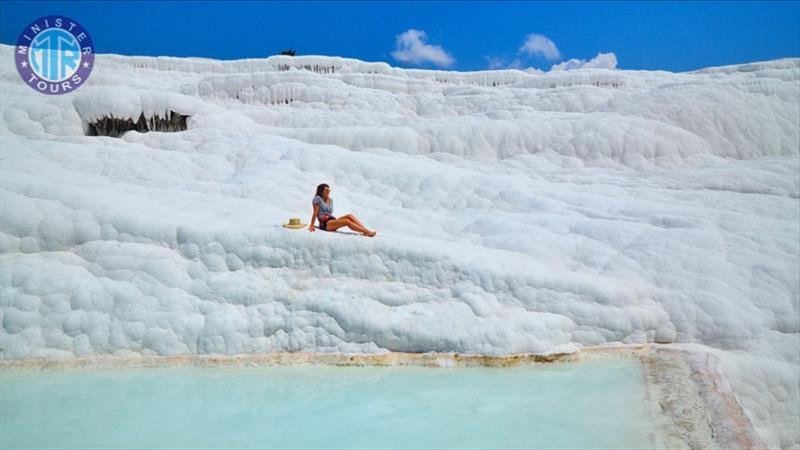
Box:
0 44 797 448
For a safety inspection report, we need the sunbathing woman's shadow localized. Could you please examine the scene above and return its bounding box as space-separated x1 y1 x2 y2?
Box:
314 224 363 236
330 230 361 236
277 225 364 236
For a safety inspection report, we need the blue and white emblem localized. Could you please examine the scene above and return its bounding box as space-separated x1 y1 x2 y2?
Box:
15 15 95 95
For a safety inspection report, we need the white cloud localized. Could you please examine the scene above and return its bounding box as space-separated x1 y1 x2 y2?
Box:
484 56 507 70
486 34 617 73
550 52 618 71
483 55 525 70
518 34 561 61
391 29 455 68
483 55 544 73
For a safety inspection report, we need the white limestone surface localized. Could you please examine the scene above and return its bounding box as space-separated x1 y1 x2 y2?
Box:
0 44 798 448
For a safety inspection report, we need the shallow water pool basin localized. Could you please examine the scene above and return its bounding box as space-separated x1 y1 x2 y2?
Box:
2 356 666 449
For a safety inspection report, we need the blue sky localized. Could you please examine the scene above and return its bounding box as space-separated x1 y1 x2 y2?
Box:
1 1 798 72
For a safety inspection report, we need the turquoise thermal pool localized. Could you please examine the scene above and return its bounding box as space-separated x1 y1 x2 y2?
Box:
2 357 666 449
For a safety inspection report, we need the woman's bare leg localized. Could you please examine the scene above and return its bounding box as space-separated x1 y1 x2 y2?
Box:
344 218 370 234
324 218 366 233
342 218 375 236
346 214 367 230
323 218 351 232
343 214 375 236
320 218 376 237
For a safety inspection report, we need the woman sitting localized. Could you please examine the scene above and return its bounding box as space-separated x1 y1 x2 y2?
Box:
309 183 377 237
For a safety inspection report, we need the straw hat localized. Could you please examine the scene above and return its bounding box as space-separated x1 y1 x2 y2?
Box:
282 217 306 229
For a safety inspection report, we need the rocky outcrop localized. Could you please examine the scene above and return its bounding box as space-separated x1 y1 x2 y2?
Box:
86 111 189 137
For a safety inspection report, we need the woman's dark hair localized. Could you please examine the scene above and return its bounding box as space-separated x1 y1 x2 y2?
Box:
315 183 329 198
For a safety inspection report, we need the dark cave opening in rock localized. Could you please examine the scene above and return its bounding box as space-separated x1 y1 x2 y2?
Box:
86 111 190 137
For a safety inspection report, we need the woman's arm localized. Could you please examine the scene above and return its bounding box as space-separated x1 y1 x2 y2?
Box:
309 204 319 231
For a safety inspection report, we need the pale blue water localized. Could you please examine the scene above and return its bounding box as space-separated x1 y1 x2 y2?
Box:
1 357 660 449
